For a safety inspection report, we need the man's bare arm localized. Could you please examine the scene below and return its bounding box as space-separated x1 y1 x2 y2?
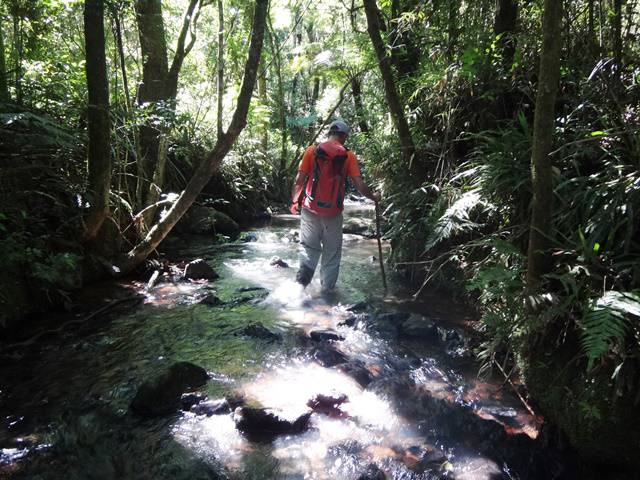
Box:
351 176 381 202
292 171 308 202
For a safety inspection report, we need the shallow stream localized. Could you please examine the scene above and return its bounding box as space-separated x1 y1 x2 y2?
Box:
0 201 572 479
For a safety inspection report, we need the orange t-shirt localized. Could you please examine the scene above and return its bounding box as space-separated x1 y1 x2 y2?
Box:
298 141 361 178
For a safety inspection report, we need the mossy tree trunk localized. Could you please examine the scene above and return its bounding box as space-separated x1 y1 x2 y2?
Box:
118 0 268 274
363 0 416 168
525 0 563 290
83 0 111 241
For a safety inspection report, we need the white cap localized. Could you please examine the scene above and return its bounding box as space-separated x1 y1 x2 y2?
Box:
328 120 350 135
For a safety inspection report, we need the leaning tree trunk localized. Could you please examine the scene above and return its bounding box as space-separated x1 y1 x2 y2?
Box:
117 0 268 274
83 0 111 240
363 0 416 168
494 0 518 68
525 0 563 290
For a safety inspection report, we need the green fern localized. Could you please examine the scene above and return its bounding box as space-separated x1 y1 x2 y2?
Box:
581 291 640 370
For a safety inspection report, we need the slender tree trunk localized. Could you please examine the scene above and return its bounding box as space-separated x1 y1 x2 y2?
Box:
12 15 22 104
267 17 287 175
83 0 111 240
525 0 563 290
351 76 369 134
135 0 199 226
217 0 224 139
113 11 131 111
258 64 268 155
447 0 458 63
363 0 416 167
0 18 9 102
119 0 268 274
612 0 623 75
494 0 518 67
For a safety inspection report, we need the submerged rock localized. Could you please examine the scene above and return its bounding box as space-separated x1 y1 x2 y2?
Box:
398 314 438 340
181 392 208 411
131 362 209 417
241 323 282 342
309 330 344 342
356 463 386 480
191 398 231 416
184 259 219 281
233 407 311 440
307 393 349 418
312 345 348 367
199 293 223 306
338 361 374 387
269 256 290 268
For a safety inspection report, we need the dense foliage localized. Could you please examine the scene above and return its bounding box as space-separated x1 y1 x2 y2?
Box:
1 0 640 470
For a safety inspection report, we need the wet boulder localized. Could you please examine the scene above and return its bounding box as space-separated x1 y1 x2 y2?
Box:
309 330 344 342
312 344 349 367
398 314 438 341
269 256 290 268
343 217 375 237
179 205 240 238
240 232 258 242
233 407 311 440
241 322 282 342
199 293 223 306
369 312 407 337
181 392 208 411
307 393 349 418
356 463 386 480
184 259 219 281
131 361 210 417
401 445 448 473
191 398 231 416
337 361 375 387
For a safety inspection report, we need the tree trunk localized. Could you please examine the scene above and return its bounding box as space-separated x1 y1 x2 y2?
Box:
362 0 416 167
12 15 22 104
217 0 224 139
118 0 268 274
350 76 369 134
525 0 563 290
112 10 131 111
135 0 199 226
612 0 623 74
83 0 111 240
494 0 518 67
259 64 268 155
0 18 9 102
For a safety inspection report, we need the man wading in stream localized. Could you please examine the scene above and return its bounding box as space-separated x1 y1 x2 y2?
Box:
290 120 381 291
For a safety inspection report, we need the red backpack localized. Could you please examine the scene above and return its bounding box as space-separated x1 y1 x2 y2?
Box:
302 141 349 216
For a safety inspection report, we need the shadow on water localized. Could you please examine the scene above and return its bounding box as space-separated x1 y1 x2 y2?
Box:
1 201 577 479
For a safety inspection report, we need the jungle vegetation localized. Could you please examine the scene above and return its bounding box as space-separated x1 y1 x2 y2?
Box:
0 0 639 472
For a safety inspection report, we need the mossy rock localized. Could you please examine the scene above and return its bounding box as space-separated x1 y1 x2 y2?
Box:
178 205 240 238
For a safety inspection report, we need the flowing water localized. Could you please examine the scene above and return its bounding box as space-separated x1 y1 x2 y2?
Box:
0 201 572 479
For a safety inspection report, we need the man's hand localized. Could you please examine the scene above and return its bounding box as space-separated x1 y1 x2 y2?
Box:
351 176 381 203
371 191 382 203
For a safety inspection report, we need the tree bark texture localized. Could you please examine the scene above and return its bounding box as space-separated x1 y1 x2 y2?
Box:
350 76 369 134
0 18 9 102
83 0 111 240
494 0 518 67
363 0 416 167
120 0 269 274
525 0 563 290
217 0 224 139
135 0 199 225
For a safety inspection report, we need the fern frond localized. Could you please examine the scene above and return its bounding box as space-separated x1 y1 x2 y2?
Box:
580 291 640 370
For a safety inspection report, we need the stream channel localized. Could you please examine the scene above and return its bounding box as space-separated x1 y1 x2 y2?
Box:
0 201 575 479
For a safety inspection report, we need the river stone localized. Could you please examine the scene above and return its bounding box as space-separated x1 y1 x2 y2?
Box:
370 312 408 337
269 256 290 268
312 345 349 367
241 323 281 342
307 393 349 416
337 360 374 387
131 361 210 417
233 407 311 440
343 217 375 237
309 330 344 342
181 392 208 411
398 314 438 340
180 205 240 238
191 398 231 416
199 293 223 306
356 463 386 480
240 232 258 242
184 259 219 281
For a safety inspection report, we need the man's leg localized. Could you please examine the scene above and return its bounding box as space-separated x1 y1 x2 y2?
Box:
319 213 343 290
297 208 322 286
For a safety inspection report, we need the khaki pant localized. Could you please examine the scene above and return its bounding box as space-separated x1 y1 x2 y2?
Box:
297 208 343 290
